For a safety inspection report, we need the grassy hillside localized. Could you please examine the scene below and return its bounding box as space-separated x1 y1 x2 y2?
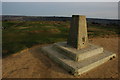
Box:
2 21 119 57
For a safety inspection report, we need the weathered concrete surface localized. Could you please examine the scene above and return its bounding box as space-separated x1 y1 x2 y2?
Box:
67 15 88 50
41 44 116 76
2 37 118 78
53 42 103 61
40 15 117 76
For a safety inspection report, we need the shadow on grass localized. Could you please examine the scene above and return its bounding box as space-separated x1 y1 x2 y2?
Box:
2 31 68 58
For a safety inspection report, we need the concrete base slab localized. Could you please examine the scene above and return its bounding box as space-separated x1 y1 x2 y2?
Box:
53 42 103 61
41 43 116 76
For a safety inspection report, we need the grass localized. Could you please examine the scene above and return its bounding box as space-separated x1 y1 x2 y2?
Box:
2 21 119 57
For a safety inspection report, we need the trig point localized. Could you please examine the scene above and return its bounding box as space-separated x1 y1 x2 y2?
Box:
41 15 116 76
67 15 88 49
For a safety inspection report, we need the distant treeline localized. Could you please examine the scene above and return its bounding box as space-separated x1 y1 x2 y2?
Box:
2 15 120 26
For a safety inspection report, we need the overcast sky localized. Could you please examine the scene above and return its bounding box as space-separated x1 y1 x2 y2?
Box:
1 0 120 2
2 2 119 19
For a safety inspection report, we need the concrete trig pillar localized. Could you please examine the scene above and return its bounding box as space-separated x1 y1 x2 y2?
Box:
67 15 88 50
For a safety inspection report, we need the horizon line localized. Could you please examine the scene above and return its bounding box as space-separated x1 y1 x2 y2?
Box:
1 14 119 20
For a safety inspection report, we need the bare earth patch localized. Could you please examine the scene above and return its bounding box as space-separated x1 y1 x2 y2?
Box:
17 27 29 29
2 36 119 78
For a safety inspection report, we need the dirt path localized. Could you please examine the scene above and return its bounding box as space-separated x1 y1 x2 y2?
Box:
2 37 119 78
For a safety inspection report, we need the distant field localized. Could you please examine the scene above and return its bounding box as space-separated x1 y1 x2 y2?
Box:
2 21 119 57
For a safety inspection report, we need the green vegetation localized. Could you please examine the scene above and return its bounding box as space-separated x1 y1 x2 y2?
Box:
2 21 119 57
